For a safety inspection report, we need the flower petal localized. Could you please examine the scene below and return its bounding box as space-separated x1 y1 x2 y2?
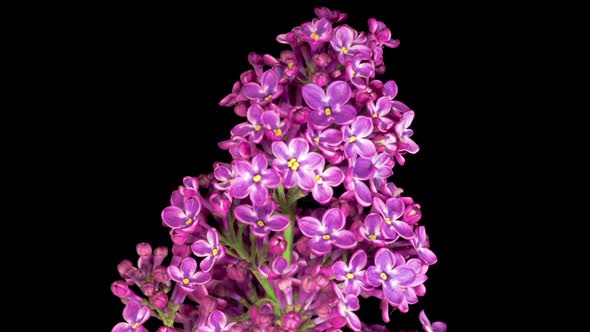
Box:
323 208 345 232
327 81 351 105
333 104 356 125
289 138 309 157
242 83 264 100
233 204 258 224
383 284 403 306
122 301 141 322
386 198 405 219
331 230 357 249
229 178 250 199
309 236 332 255
267 214 290 232
351 116 373 137
354 138 377 158
332 260 349 280
250 185 269 206
298 216 323 237
161 206 187 229
302 83 327 112
349 250 367 272
312 183 333 204
321 167 344 186
191 240 212 257
393 219 414 239
374 248 396 271
271 141 291 162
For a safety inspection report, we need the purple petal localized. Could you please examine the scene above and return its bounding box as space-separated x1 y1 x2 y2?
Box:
432 322 447 332
261 168 280 187
289 138 309 157
250 185 269 206
241 83 264 100
351 116 373 137
180 257 197 276
209 310 227 329
251 154 268 173
112 323 131 332
332 26 353 49
353 158 374 180
300 152 324 170
393 220 414 239
191 240 212 256
331 230 357 249
193 271 212 284
349 250 367 271
261 69 279 90
233 204 258 224
332 260 349 280
309 236 332 255
271 141 290 161
418 247 438 265
167 265 183 282
326 81 351 105
229 178 250 199
333 105 356 125
312 183 333 204
383 284 403 305
298 216 323 237
375 97 392 115
231 123 253 137
199 256 214 273
321 128 342 144
419 310 431 327
323 208 345 232
391 267 416 286
302 83 327 112
365 267 382 287
122 301 141 322
321 167 344 185
353 180 373 206
345 311 362 331
297 169 316 191
310 109 333 128
374 248 396 271
283 170 298 188
261 110 280 129
266 214 290 232
161 206 188 228
354 138 377 158
272 256 288 273
234 160 254 177
247 104 264 123
386 198 405 219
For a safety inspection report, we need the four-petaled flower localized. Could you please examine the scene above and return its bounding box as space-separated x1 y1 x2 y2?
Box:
258 255 299 280
330 26 371 64
395 110 419 155
332 282 362 331
366 248 416 306
367 97 394 132
112 301 150 332
311 159 344 204
374 197 414 239
412 226 438 265
298 208 357 255
230 104 266 143
161 191 201 230
346 55 375 89
272 138 323 190
301 18 333 46
191 229 226 272
167 257 211 292
302 81 357 128
332 250 370 295
230 153 280 206
234 202 290 237
360 213 396 245
197 310 237 332
241 69 283 104
342 116 377 158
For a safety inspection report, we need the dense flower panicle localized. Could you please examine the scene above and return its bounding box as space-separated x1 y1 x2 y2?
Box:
112 7 444 332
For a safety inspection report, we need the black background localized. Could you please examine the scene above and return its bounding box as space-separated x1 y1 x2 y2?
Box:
82 1 469 330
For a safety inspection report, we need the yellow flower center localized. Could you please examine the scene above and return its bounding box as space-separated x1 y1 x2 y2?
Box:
182 278 190 285
315 174 323 183
287 62 295 69
313 137 320 143
341 47 349 54
385 217 392 225
372 113 378 118
264 94 273 101
274 128 283 136
324 107 332 116
369 234 377 240
252 174 262 183
380 272 388 280
348 135 357 143
257 220 265 227
322 234 331 240
310 33 320 40
287 158 300 171
255 124 262 131
346 272 355 280
185 218 193 225
212 248 219 256
132 323 140 329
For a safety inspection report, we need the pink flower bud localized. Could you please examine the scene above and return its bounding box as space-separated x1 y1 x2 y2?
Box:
141 281 155 296
117 260 134 278
150 290 169 309
234 102 248 117
136 243 152 257
170 229 189 245
240 69 257 84
269 234 286 255
152 266 169 283
312 53 332 68
315 303 332 319
111 280 130 298
295 237 311 256
283 311 302 330
311 72 329 87
403 203 422 224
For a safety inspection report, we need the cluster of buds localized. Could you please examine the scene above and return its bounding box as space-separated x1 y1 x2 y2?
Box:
112 7 445 332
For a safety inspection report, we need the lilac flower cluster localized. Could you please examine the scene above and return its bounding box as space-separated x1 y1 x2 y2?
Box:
112 7 445 332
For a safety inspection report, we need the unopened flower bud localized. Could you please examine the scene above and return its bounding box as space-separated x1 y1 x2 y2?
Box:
150 290 169 309
283 311 302 330
269 234 286 255
312 53 332 68
136 243 152 257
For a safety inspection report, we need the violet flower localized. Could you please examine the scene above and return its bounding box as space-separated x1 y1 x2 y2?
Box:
332 282 362 331
366 248 416 306
330 26 371 64
412 226 438 265
112 301 150 332
259 255 298 279
367 97 394 132
234 202 290 237
197 310 236 332
419 310 447 332
374 197 414 239
161 191 201 230
271 137 323 190
298 208 357 255
167 257 211 292
241 69 283 104
230 153 280 206
342 116 377 158
301 18 332 46
360 213 395 245
212 162 234 191
346 55 375 89
302 81 357 128
230 104 265 143
395 110 419 154
332 250 369 295
311 163 344 204
191 229 225 272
